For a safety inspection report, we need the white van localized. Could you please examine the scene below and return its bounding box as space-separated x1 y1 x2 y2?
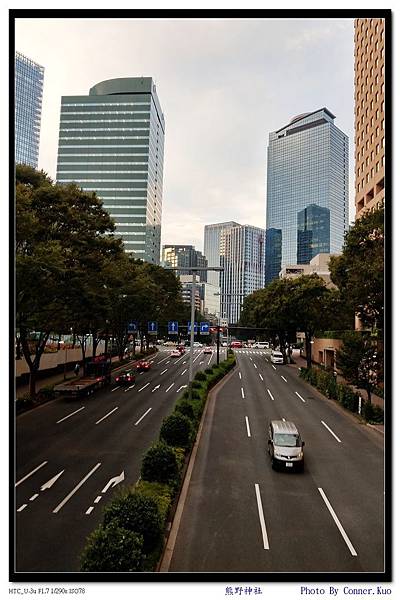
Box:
254 341 269 349
270 350 284 364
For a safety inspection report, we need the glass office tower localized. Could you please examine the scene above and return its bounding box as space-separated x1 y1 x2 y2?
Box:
265 108 348 284
162 245 208 282
56 77 165 264
15 52 44 168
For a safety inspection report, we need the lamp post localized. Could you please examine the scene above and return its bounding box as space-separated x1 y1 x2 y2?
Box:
165 266 224 397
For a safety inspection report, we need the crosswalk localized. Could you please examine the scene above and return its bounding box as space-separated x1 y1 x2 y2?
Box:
234 350 270 355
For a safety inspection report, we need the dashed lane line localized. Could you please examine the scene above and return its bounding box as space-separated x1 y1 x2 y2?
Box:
295 391 306 403
95 407 119 425
254 484 270 550
15 462 48 487
280 375 288 383
52 463 101 514
160 368 168 375
272 365 277 370
259 374 264 381
138 382 150 392
165 383 175 393
318 488 357 556
245 416 251 437
241 387 245 399
111 386 121 392
321 420 342 443
267 389 274 401
134 407 152 426
56 406 85 424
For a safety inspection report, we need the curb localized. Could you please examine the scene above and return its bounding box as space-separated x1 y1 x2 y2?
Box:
158 362 238 572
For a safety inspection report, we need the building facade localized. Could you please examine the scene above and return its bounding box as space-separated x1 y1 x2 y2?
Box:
56 77 165 264
265 108 349 284
220 224 265 324
15 52 45 168
279 253 338 289
179 275 203 312
162 245 208 282
354 18 385 218
203 222 240 287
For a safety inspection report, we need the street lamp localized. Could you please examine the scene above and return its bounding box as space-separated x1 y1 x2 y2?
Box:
165 266 224 397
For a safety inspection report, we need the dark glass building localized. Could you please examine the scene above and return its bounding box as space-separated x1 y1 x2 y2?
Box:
265 108 348 283
15 52 44 168
162 245 208 282
56 77 164 264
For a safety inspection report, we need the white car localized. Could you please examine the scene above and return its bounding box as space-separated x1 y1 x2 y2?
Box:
203 346 213 354
254 342 269 349
193 342 203 348
170 349 181 357
270 350 284 364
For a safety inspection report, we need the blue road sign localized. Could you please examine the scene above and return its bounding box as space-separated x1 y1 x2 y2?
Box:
148 321 158 334
127 321 138 333
168 320 179 335
200 322 210 335
187 321 198 333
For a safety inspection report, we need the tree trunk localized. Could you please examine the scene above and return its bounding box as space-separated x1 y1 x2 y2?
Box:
20 329 50 399
366 386 372 404
57 333 62 351
305 332 312 369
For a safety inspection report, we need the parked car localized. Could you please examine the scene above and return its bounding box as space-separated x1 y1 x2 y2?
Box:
114 369 136 385
270 350 284 364
267 420 305 471
136 360 151 371
170 349 181 357
203 346 213 354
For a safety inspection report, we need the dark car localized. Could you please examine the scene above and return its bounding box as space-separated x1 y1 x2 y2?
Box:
176 345 185 354
137 360 151 371
114 370 136 385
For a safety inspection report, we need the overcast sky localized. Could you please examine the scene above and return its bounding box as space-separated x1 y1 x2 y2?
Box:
15 17 355 253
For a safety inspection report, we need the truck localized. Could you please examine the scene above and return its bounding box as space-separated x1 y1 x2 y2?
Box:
54 354 112 398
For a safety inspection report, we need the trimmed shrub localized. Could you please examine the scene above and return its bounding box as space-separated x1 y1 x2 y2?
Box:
194 371 207 381
190 380 203 389
205 368 213 375
175 399 199 422
160 413 193 449
141 441 180 485
80 521 143 572
135 480 172 523
103 491 162 552
362 402 384 424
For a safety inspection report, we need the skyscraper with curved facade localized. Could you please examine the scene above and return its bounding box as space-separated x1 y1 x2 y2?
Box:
56 77 164 264
265 108 349 284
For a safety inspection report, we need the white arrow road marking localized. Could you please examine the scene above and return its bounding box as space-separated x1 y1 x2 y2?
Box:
152 384 160 392
272 365 276 370
267 389 274 401
176 385 188 393
138 383 150 392
245 416 251 437
318 488 357 556
295 391 306 403
321 420 342 443
160 369 168 375
135 407 152 426
17 504 27 512
259 374 264 381
254 484 270 550
182 361 187 364
40 470 65 491
56 406 85 424
16 461 48 487
241 387 245 399
102 471 125 494
181 369 187 375
96 407 119 424
165 383 175 393
111 386 120 392
280 375 288 382
199 361 204 365
53 463 101 514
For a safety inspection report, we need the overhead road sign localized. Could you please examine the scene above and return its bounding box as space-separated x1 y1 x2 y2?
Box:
200 322 210 335
148 321 158 334
187 321 198 333
168 321 179 335
127 321 138 333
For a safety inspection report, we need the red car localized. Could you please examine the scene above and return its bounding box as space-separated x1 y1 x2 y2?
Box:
230 341 243 348
136 360 151 371
115 369 136 385
176 345 185 355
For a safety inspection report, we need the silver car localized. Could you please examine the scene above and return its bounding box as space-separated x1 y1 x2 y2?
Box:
267 420 305 471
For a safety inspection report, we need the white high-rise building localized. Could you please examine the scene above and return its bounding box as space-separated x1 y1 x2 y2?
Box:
203 222 240 287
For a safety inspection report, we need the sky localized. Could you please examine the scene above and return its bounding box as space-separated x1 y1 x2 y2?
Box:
15 17 355 253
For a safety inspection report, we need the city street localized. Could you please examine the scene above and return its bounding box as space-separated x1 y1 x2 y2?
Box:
14 346 227 573
167 348 384 573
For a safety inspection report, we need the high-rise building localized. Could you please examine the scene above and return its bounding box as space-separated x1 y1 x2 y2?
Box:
203 221 240 288
162 245 208 282
220 224 265 324
354 18 385 218
15 51 44 168
265 108 349 284
56 77 165 264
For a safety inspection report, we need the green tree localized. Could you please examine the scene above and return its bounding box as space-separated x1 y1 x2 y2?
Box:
329 206 384 331
336 331 382 404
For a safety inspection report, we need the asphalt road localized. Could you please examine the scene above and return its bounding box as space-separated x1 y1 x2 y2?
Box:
14 345 227 573
168 349 385 574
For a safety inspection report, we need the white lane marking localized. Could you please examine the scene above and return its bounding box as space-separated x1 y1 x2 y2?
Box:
272 365 277 370
94 496 102 504
56 406 85 424
239 372 242 379
17 504 27 512
259 374 264 381
29 494 39 502
111 386 121 392
182 361 187 364
245 416 251 437
156 355 170 365
181 369 187 376
135 407 152 426
280 375 288 382
95 407 119 425
15 461 48 487
166 361 171 364
318 488 357 556
254 484 270 550
160 368 168 375
321 420 342 443
173 354 186 365
53 463 101 514
86 506 94 515
295 391 306 403
267 389 274 401
151 385 160 392
253 363 258 369
241 387 245 399
193 352 203 363
40 470 64 491
207 353 213 365
199 360 204 365
282 417 286 421
124 383 136 392
176 385 188 393
138 382 150 392
165 383 174 393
